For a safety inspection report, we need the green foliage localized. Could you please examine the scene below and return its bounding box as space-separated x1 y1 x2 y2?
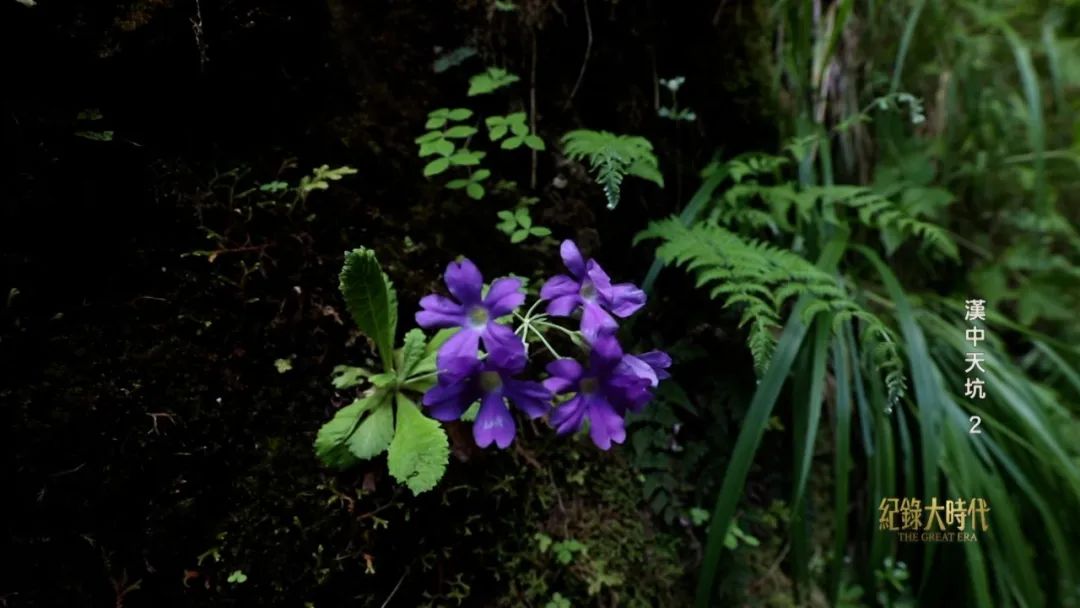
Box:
416 72 542 204
722 521 760 550
415 109 486 180
447 168 491 200
495 205 551 243
709 153 957 260
73 107 114 141
561 130 664 210
298 165 358 198
387 393 450 495
468 67 520 96
636 218 904 386
339 248 398 370
316 249 450 495
486 112 545 150
314 389 393 469
550 539 586 565
251 163 358 205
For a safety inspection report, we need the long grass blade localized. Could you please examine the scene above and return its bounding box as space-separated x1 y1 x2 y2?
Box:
829 328 853 604
695 237 848 607
889 0 927 94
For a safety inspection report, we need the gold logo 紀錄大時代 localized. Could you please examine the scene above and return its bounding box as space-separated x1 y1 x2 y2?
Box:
878 497 989 542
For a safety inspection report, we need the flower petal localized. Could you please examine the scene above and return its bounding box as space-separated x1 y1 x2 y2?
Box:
539 274 580 300
559 240 587 278
601 282 646 317
485 344 528 375
445 258 484 305
545 358 584 381
586 396 626 450
590 334 624 363
437 353 482 381
607 375 653 413
542 376 575 395
481 321 525 356
617 353 659 387
504 379 552 419
423 379 479 421
580 302 618 343
550 394 587 435
484 277 524 317
584 259 613 289
416 294 466 328
545 294 582 317
637 350 672 380
473 392 516 449
437 328 481 366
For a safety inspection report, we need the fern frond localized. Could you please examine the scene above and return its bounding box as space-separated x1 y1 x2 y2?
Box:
637 217 909 397
637 218 843 370
562 129 664 210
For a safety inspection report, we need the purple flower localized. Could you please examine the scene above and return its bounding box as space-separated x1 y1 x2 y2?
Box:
542 336 655 450
617 350 672 387
540 240 646 342
422 347 552 449
416 257 525 364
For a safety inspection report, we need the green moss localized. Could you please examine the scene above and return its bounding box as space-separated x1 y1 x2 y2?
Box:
487 436 693 607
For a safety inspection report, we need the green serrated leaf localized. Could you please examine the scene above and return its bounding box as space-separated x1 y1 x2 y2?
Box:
314 389 393 468
511 229 529 243
369 372 396 387
425 117 447 129
423 157 451 176
501 137 524 150
445 179 470 189
331 365 371 389
387 393 449 494
510 121 529 137
489 124 508 141
340 249 398 371
399 329 427 378
472 169 491 181
530 226 551 237
348 392 395 459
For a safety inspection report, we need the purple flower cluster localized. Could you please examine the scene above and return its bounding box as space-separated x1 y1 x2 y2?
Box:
540 241 647 341
415 241 670 450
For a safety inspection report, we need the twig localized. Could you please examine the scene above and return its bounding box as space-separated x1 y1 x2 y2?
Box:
379 570 409 608
565 0 593 108
514 441 543 470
